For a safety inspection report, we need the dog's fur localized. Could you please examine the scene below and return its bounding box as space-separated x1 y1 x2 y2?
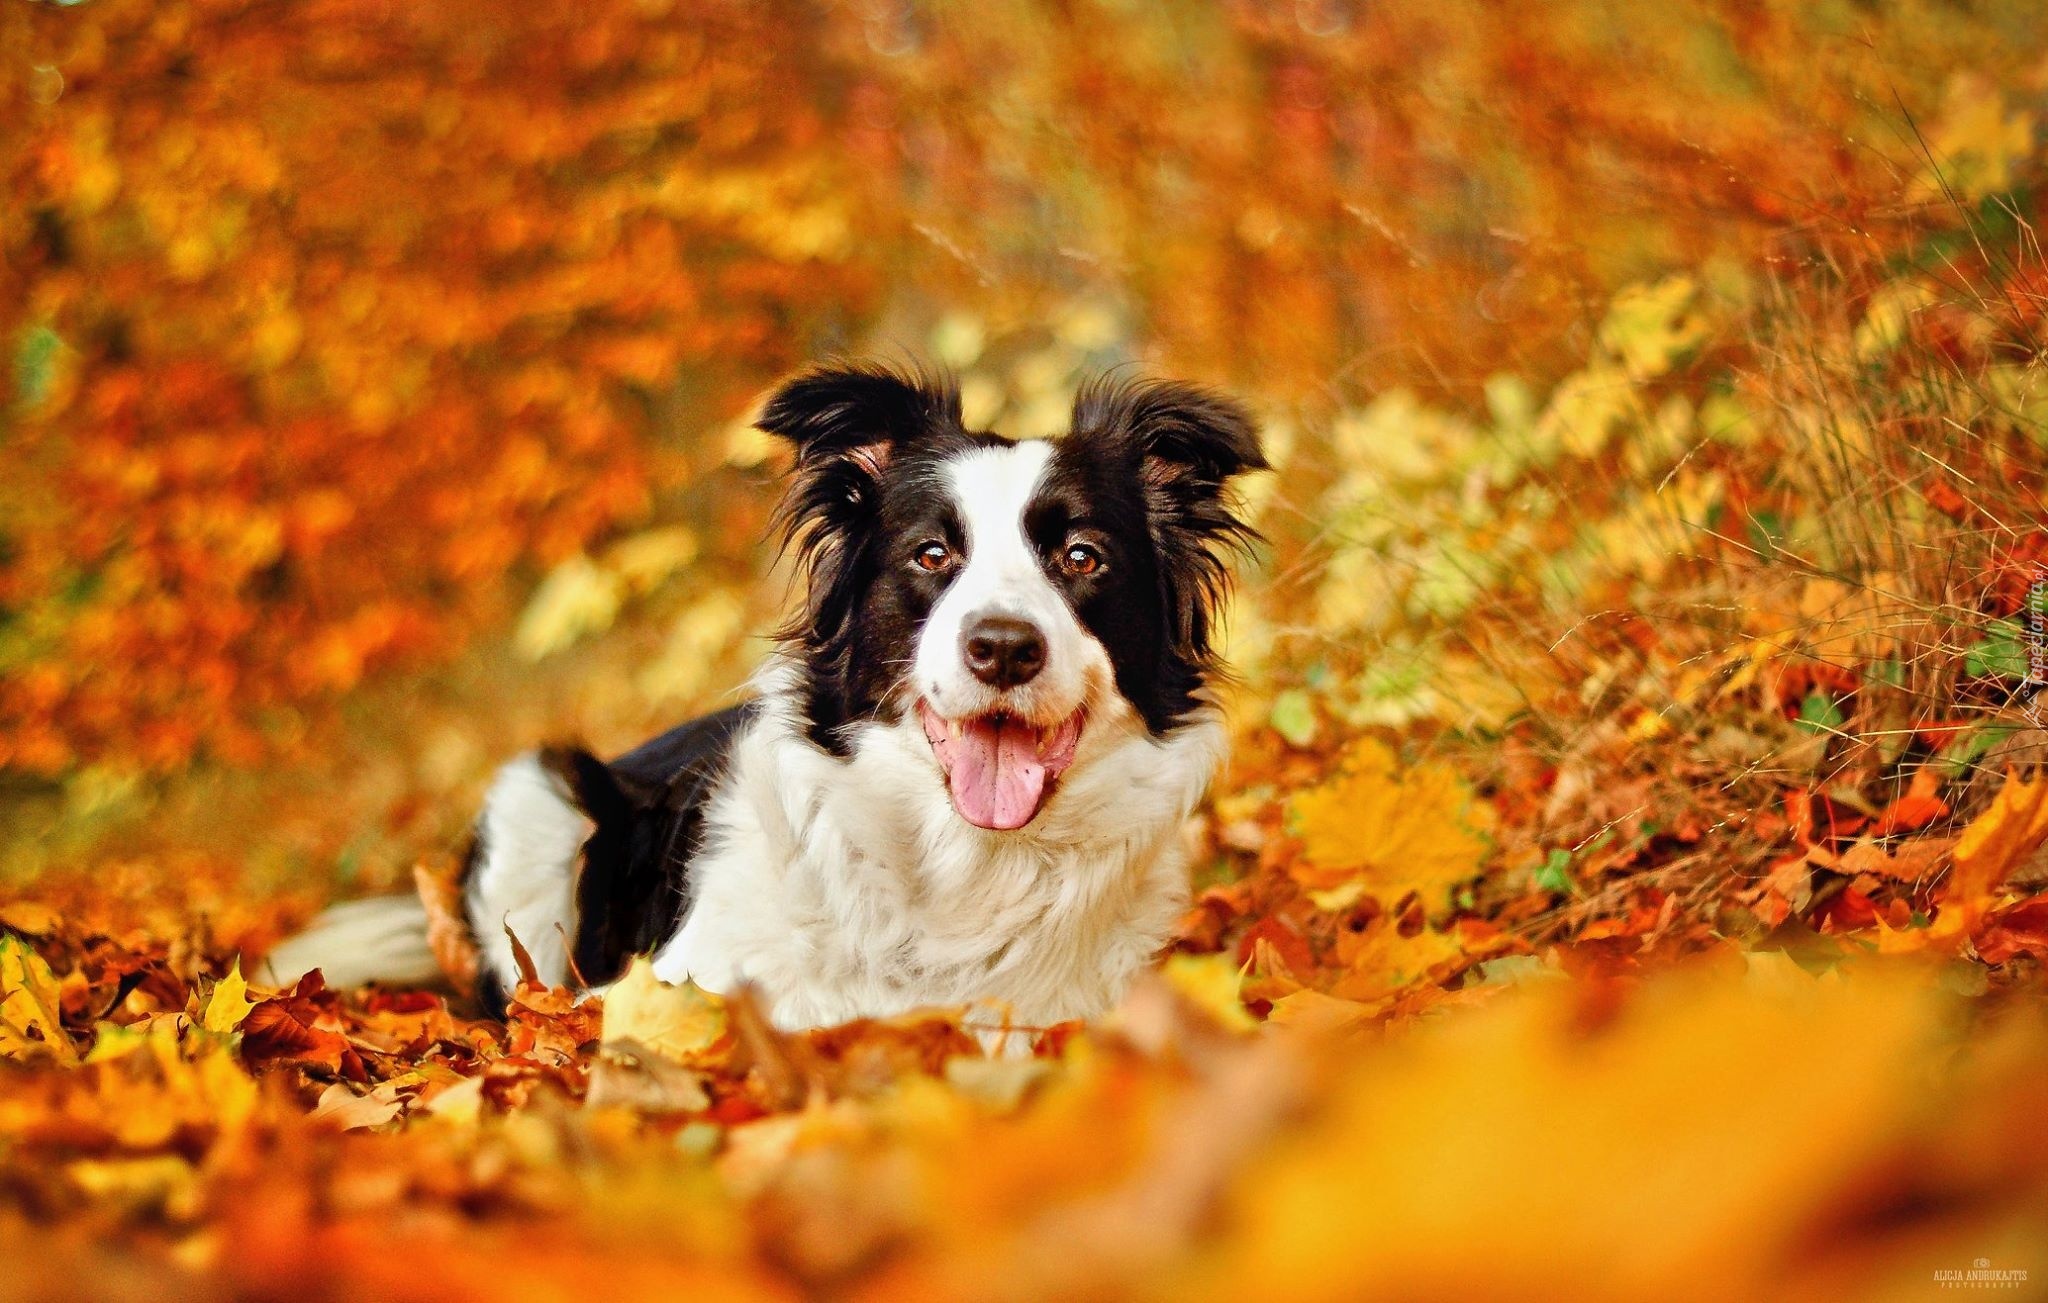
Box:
265 364 1264 1031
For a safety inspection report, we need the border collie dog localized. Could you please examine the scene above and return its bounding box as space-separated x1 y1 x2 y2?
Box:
267 364 1265 1032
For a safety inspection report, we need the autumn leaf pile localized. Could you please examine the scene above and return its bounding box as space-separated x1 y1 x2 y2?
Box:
8 2 2048 1299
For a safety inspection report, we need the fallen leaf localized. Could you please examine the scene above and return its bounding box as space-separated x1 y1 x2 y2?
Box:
1871 768 1949 837
1935 769 2048 941
586 1050 713 1114
414 859 479 991
1835 837 1953 883
240 976 365 1079
600 957 730 1064
0 935 79 1066
311 1080 414 1130
200 960 256 1035
1286 739 1494 912
1159 953 1257 1032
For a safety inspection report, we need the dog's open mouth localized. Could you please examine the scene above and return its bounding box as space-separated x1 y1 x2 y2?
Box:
918 701 1085 831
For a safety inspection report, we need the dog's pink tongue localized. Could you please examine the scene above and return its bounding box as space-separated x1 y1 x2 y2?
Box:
946 715 1048 831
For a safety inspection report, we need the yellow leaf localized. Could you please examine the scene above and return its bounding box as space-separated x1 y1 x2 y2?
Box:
1854 281 1936 361
1159 952 1257 1032
1287 739 1494 913
200 960 256 1035
1532 361 1637 459
930 310 987 367
1265 988 1379 1037
725 415 778 468
1328 921 1466 1004
634 589 749 705
605 526 698 596
514 555 624 662
1916 73 2036 202
1933 770 2048 941
0 934 78 1067
1596 276 1709 381
601 957 730 1064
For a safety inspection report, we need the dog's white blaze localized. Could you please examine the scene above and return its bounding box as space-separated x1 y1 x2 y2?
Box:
914 440 1108 725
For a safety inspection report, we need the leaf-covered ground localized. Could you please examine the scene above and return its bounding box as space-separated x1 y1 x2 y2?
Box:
8 283 2048 1292
9 4 2048 1299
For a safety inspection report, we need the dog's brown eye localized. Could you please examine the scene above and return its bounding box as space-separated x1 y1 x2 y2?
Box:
915 541 952 572
1062 542 1104 576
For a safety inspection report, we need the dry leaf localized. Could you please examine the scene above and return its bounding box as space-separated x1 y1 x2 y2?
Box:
601 957 731 1064
311 1080 413 1130
1287 739 1494 912
200 961 256 1035
414 859 479 992
1937 770 2048 941
0 936 78 1067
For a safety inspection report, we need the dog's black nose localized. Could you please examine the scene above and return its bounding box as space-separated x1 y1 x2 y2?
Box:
962 615 1047 688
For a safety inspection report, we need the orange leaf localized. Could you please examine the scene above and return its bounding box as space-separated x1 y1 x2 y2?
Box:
1872 769 1949 837
1951 772 2048 897
1835 837 1953 883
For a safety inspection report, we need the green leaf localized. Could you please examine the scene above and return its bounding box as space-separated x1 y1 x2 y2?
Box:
1269 689 1319 749
1794 691 1846 736
12 324 62 411
1963 619 2029 680
1533 848 1575 895
1938 724 2019 779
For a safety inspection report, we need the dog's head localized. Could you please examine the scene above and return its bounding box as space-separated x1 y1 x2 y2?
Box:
760 362 1265 831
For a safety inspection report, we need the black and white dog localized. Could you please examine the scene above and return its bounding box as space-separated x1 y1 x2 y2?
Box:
266 364 1264 1031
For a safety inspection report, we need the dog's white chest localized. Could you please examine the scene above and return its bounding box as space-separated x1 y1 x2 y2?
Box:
650 691 1213 1029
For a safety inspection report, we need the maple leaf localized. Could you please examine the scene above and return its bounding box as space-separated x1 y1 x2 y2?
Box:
1327 918 1466 1005
1932 770 2048 943
199 960 256 1035
600 957 731 1065
1285 739 1494 913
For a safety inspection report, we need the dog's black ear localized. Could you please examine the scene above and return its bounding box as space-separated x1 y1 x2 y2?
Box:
1106 380 1267 490
1072 377 1267 664
758 363 959 649
757 362 959 480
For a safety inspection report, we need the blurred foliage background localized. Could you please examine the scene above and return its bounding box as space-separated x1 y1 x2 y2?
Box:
3 0 2046 900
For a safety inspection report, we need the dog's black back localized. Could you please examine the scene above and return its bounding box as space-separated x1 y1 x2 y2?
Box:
471 703 755 1012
